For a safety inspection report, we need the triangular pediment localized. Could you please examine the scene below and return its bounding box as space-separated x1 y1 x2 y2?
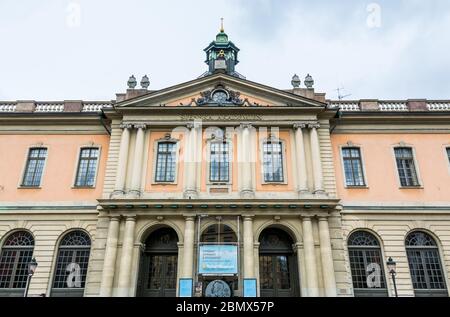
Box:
116 73 326 109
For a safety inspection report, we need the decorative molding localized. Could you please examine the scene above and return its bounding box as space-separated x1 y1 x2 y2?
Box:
196 84 244 106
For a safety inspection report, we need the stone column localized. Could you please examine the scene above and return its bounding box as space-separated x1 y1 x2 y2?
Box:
116 216 136 297
293 123 309 193
100 217 120 297
113 124 132 195
240 123 254 198
243 216 255 278
130 124 146 196
181 216 195 278
308 123 324 194
184 123 198 198
318 216 337 297
302 216 319 296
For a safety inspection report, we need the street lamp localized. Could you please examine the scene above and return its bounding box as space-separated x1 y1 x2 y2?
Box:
24 257 38 297
386 257 398 297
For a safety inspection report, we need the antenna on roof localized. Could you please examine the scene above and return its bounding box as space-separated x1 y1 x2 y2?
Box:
335 87 352 101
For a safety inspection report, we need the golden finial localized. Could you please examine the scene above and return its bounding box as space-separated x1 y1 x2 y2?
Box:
220 18 224 32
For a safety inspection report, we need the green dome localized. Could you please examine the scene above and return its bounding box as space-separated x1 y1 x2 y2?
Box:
215 30 229 43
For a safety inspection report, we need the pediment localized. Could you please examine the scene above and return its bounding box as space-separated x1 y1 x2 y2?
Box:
116 73 326 109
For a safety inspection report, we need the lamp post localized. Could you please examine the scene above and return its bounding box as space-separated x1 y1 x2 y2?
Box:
386 257 398 297
24 257 38 297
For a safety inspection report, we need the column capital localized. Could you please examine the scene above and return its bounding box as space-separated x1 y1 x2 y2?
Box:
184 216 196 222
120 123 133 129
109 216 120 222
133 123 147 130
318 215 330 221
300 215 313 221
307 122 321 129
124 215 137 222
186 122 194 130
293 122 308 130
243 215 254 221
239 122 253 130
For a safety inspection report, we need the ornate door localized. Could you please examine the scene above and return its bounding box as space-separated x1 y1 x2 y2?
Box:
259 228 299 297
137 228 178 297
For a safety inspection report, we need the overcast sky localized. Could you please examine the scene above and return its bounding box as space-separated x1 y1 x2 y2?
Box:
1 0 449 101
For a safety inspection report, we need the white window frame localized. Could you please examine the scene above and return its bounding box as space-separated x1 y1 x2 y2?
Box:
18 144 49 189
151 135 180 185
72 144 102 189
391 142 423 188
259 135 288 185
339 142 369 188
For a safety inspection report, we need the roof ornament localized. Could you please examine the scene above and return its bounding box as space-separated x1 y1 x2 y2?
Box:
304 74 314 88
127 75 137 89
291 74 301 88
140 75 150 89
220 17 224 32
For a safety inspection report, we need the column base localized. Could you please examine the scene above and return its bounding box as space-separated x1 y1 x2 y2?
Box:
298 190 313 199
183 190 198 199
110 190 126 198
240 190 255 199
126 190 142 199
313 190 328 198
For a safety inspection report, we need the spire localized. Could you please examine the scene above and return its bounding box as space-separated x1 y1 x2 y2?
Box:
220 17 224 33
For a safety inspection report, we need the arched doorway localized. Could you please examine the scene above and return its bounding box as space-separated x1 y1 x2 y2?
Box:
199 224 238 297
258 227 299 297
137 227 178 297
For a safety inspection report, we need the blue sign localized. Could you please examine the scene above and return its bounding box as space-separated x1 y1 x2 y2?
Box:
179 278 193 297
198 245 238 275
243 279 257 297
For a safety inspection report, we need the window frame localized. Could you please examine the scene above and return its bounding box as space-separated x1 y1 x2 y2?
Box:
152 139 180 184
444 145 450 175
391 144 423 188
72 146 101 188
339 144 368 188
346 230 389 297
405 230 449 296
260 137 288 185
0 230 35 291
19 146 49 188
50 229 92 297
207 137 233 185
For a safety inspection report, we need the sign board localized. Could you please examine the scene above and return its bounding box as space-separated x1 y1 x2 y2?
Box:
178 278 193 297
198 245 238 275
243 279 257 297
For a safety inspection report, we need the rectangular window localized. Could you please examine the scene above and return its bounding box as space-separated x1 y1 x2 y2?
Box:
342 147 365 186
75 148 99 187
210 142 229 183
263 141 284 183
21 148 47 187
155 142 176 182
395 147 419 187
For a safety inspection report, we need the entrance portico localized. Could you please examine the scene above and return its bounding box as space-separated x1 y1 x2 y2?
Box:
97 200 340 297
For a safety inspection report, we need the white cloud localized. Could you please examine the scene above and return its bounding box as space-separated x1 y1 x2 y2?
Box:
0 0 449 100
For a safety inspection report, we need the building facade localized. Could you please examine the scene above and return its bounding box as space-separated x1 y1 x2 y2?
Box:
1 30 450 297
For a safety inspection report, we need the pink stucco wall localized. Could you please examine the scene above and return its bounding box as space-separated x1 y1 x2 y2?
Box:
332 133 450 203
0 134 109 202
